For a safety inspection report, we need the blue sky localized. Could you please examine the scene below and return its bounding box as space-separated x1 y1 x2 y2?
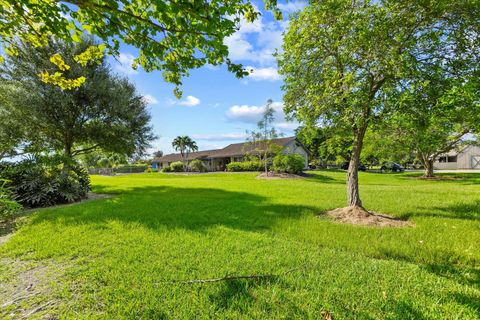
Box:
105 1 306 154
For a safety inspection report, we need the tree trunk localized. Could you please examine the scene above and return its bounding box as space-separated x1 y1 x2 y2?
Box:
347 125 367 208
264 152 268 175
423 159 434 178
63 138 73 173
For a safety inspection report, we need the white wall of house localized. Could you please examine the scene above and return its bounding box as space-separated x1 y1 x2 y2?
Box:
282 140 309 169
434 145 480 169
434 161 458 170
458 145 480 169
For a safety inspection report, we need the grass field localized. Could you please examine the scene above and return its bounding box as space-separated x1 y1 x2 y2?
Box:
1 171 479 319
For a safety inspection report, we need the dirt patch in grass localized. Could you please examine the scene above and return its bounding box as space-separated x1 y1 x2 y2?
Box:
324 206 412 227
0 258 66 319
411 175 463 181
256 172 305 179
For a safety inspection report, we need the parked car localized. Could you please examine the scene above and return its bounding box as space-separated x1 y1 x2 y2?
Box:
380 162 405 173
340 162 367 171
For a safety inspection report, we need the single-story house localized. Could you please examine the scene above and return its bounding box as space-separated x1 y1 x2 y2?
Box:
434 144 480 170
155 136 309 172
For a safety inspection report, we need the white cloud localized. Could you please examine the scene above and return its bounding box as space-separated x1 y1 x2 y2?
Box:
277 2 306 13
245 66 281 81
226 104 266 123
226 101 299 132
142 94 158 105
114 53 138 75
224 8 285 66
172 95 201 107
192 133 249 141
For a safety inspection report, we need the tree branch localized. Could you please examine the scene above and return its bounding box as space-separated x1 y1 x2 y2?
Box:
71 144 99 156
67 0 218 36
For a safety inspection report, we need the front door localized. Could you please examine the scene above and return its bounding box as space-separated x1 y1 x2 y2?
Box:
472 155 480 169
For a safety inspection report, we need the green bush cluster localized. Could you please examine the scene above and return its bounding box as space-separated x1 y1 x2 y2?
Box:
272 154 305 174
144 167 158 173
161 166 172 173
0 179 21 222
226 161 263 172
169 161 184 172
0 157 90 208
188 159 207 172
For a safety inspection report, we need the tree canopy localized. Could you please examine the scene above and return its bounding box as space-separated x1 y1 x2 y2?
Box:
0 0 279 95
0 38 156 162
277 0 479 210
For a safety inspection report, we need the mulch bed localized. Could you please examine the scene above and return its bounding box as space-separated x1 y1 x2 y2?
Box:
324 206 412 227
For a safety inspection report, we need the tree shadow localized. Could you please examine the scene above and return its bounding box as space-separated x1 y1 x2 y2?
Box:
424 263 480 288
450 292 480 318
303 173 342 184
401 200 480 221
208 277 276 312
400 172 480 185
27 185 317 233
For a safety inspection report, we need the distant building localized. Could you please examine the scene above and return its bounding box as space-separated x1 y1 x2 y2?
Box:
434 144 480 170
155 136 309 171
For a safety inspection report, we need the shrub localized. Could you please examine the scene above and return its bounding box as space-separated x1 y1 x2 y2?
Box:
0 179 21 222
170 161 184 172
144 167 158 173
161 166 172 173
226 161 263 172
0 156 90 208
272 154 305 174
189 159 207 172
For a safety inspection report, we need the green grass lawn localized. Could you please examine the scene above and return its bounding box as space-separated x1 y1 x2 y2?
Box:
1 171 479 319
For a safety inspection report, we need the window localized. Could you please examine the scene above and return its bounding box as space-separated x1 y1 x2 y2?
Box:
447 156 457 163
439 157 447 163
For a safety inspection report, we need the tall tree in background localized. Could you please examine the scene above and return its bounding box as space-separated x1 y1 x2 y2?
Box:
0 0 280 94
278 0 478 215
0 38 156 165
0 81 27 160
247 99 281 175
152 150 164 158
391 73 479 178
172 136 198 170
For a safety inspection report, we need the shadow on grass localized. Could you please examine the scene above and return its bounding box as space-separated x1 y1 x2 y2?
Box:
303 173 342 184
400 172 480 185
27 185 316 233
401 200 480 221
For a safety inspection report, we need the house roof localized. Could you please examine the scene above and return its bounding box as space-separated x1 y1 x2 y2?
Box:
156 136 298 163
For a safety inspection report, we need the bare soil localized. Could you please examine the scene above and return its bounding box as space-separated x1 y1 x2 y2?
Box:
416 176 462 181
324 206 412 227
256 172 305 179
0 258 65 319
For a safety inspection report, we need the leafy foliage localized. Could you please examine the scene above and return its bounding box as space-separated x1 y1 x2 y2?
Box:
0 179 21 222
272 154 305 174
188 159 207 173
0 38 155 161
226 161 263 172
161 166 173 173
277 0 479 207
169 161 185 172
0 0 281 94
246 99 282 174
0 157 90 208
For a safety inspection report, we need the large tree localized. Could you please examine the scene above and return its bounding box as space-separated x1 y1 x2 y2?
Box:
391 72 479 178
0 38 155 163
277 0 478 214
0 81 28 160
0 0 280 93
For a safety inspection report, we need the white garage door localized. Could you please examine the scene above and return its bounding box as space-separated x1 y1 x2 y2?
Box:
472 155 480 169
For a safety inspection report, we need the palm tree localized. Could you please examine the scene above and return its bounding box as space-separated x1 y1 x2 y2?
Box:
172 136 198 171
